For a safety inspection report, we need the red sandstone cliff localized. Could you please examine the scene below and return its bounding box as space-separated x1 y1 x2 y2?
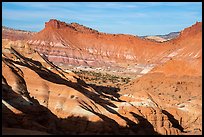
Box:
28 19 172 67
2 20 202 135
151 22 202 76
27 20 201 77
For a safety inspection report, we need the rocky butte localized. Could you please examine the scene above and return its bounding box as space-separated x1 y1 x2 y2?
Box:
28 20 169 67
2 19 202 135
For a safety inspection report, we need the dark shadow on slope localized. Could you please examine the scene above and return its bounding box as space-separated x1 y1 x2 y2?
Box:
2 103 25 129
130 112 157 134
2 49 160 135
2 78 160 135
79 100 160 135
2 59 31 99
162 110 184 132
2 47 162 135
3 48 118 112
11 47 123 102
37 52 70 80
2 75 40 113
2 76 51 132
78 100 123 134
87 84 124 102
10 47 43 67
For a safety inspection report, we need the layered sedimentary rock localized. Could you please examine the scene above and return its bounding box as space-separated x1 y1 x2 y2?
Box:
151 22 202 76
27 20 202 77
2 46 186 135
2 20 202 135
119 22 202 134
28 19 174 67
120 73 202 134
2 26 35 41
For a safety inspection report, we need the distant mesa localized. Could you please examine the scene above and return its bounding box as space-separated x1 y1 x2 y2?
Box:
2 26 35 41
140 32 180 42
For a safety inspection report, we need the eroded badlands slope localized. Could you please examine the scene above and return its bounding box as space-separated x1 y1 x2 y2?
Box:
2 42 184 135
2 26 35 41
27 20 201 76
120 22 202 134
2 21 202 135
28 20 175 69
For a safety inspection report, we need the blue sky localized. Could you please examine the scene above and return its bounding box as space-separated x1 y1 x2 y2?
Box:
2 2 202 36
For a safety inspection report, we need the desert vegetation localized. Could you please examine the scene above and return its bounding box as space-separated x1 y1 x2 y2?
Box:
73 70 131 87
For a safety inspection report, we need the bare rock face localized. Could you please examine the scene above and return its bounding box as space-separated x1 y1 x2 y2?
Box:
27 20 202 77
45 19 67 29
151 22 202 76
27 19 171 68
2 20 202 135
2 46 188 135
2 26 35 41
120 73 202 135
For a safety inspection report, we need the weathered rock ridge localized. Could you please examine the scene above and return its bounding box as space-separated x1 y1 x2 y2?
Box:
27 20 201 77
2 20 202 135
2 45 189 135
2 26 35 41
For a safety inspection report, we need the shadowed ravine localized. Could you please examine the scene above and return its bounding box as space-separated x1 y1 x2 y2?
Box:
2 47 179 135
2 51 160 134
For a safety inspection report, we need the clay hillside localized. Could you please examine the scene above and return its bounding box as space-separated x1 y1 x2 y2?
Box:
2 26 35 41
28 20 173 66
2 20 202 135
27 20 201 76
